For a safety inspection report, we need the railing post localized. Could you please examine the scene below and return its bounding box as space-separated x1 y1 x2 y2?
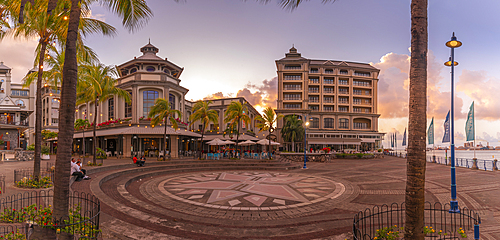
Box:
474 223 480 240
472 158 478 170
493 159 498 171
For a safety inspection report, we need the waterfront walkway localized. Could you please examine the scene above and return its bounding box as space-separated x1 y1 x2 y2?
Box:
1 156 499 239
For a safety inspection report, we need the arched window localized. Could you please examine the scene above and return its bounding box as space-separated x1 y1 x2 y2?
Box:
130 68 137 73
146 66 155 72
169 93 176 110
125 91 132 118
339 118 349 129
108 98 114 120
143 90 159 117
15 99 24 106
163 69 170 74
324 118 334 129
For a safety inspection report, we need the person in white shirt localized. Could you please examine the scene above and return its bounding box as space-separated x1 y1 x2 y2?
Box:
71 160 90 181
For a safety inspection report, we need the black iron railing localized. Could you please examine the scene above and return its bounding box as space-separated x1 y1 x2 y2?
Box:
13 163 55 184
0 190 100 239
353 202 480 240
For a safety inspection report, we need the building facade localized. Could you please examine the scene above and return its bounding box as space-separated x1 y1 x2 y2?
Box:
0 62 35 150
275 47 384 151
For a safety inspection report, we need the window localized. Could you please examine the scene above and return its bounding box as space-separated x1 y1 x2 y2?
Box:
15 100 25 106
354 71 370 77
339 118 349 129
338 97 348 104
324 97 334 103
308 96 319 102
339 107 348 112
198 125 203 131
284 84 301 90
354 122 369 129
353 81 371 87
284 104 301 109
310 68 318 73
310 118 319 128
325 69 333 74
130 68 137 73
11 90 29 96
143 90 159 117
52 118 59 124
339 79 348 85
284 75 302 80
340 70 348 75
353 89 362 95
353 99 361 105
308 87 319 93
324 87 334 93
284 94 301 100
284 65 301 70
309 78 319 84
324 106 334 112
108 98 114 120
365 90 371 95
308 105 319 111
169 93 176 110
324 78 334 84
146 66 155 72
125 91 132 118
324 118 334 128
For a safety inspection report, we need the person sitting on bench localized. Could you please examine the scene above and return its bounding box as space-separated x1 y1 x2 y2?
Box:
133 155 145 167
71 160 90 181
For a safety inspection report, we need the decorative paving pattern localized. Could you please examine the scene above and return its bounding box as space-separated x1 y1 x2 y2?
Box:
158 171 344 210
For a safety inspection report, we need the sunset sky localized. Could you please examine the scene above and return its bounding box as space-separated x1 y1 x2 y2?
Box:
2 0 500 147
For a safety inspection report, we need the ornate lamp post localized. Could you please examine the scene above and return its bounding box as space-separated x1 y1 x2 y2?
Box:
444 32 462 213
303 115 309 169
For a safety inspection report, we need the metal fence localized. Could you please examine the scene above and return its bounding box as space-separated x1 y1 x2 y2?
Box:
0 190 101 239
13 162 55 184
427 156 498 171
353 202 480 240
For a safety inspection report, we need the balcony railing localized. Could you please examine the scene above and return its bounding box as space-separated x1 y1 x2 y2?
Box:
354 72 370 77
309 70 319 73
324 99 334 103
0 119 29 126
339 91 349 95
324 89 334 93
324 80 334 84
353 82 371 87
309 89 319 93
323 107 334 112
284 87 302 90
325 70 334 74
339 81 349 85
339 71 349 75
284 97 301 100
309 98 319 103
309 79 320 84
338 100 349 104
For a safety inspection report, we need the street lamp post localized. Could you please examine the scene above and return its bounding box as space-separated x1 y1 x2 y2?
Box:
445 32 462 213
303 115 309 169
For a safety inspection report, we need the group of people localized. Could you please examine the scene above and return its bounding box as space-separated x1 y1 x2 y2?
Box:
133 155 146 167
70 158 91 181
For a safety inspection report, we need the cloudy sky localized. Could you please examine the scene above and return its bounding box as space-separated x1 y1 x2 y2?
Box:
2 0 500 147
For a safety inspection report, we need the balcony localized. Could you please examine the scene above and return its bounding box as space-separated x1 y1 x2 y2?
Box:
339 70 349 75
309 69 319 74
323 107 334 112
308 106 319 111
338 100 349 104
309 98 319 103
308 88 319 93
339 80 349 85
324 88 334 93
354 72 371 77
324 80 334 85
284 97 302 100
284 86 302 91
309 79 320 84
283 104 302 109
353 81 372 87
339 91 349 95
0 118 29 126
324 70 334 74
284 75 302 81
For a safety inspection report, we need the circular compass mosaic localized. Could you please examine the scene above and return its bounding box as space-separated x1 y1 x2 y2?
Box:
158 171 345 210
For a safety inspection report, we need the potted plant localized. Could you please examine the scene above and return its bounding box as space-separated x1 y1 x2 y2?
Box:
0 139 4 150
41 145 50 160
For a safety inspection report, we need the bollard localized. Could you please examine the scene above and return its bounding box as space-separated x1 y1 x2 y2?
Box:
494 159 498 171
474 223 480 240
472 158 478 170
432 155 436 163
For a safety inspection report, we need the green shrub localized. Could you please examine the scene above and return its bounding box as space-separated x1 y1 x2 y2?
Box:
27 144 35 151
41 145 50 155
356 153 364 158
15 176 52 189
96 147 107 159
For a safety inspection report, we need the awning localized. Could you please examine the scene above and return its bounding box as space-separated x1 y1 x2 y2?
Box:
73 126 202 138
308 139 362 145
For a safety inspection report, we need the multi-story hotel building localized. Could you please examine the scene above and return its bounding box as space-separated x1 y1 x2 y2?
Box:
275 47 384 151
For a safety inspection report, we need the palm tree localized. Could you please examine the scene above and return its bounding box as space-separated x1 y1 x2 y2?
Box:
3 0 114 181
77 63 130 164
255 107 283 159
74 118 89 156
280 114 303 152
189 100 219 159
148 98 181 160
20 0 152 230
275 1 428 238
224 101 251 159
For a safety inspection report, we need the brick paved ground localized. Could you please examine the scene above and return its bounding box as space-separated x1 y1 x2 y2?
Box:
2 155 500 239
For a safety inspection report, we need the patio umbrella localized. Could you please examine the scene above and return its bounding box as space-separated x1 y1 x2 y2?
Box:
223 140 236 145
239 140 256 146
207 138 226 145
256 139 280 145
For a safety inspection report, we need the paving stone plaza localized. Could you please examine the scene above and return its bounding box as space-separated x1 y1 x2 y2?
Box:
1 155 500 239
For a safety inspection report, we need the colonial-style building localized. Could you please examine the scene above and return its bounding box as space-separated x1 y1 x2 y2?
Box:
275 47 384 151
72 43 265 158
0 62 35 150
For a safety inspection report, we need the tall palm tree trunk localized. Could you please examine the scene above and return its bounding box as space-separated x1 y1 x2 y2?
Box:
236 121 240 159
53 0 81 235
163 116 167 160
93 98 97 164
197 124 205 159
33 37 47 181
405 0 427 239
